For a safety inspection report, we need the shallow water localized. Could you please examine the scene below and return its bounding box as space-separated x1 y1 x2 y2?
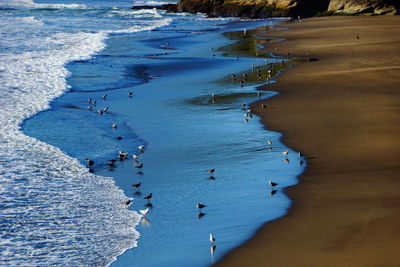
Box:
1 0 303 265
22 17 304 267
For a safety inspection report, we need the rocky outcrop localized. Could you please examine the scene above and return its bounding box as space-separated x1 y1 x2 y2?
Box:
176 0 399 17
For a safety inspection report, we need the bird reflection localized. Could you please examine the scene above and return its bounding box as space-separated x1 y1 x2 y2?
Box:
134 191 142 196
137 171 144 175
283 158 289 164
210 244 216 261
145 203 153 209
198 212 206 220
269 189 277 197
141 217 150 225
207 176 215 180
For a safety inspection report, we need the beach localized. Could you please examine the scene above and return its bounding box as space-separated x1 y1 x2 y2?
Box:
216 16 400 266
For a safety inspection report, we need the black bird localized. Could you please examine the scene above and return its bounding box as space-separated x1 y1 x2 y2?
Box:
132 182 141 190
268 180 278 187
207 168 215 174
128 91 133 97
102 94 107 100
124 199 132 206
85 158 94 167
196 202 206 209
144 193 152 203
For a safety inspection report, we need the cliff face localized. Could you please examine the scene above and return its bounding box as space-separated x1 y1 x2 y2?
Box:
176 0 399 17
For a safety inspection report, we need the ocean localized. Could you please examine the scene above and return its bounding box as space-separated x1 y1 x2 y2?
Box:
0 0 303 266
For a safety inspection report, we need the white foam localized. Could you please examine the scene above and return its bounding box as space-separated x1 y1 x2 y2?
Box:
112 17 172 33
2 0 88 9
0 15 143 267
110 8 163 19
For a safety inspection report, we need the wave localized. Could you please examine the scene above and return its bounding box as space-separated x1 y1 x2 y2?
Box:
0 15 143 266
1 0 88 9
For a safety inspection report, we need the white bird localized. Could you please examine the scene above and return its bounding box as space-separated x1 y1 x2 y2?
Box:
138 145 145 150
210 233 216 243
282 150 289 155
132 154 140 159
268 180 278 187
139 208 149 216
112 124 117 129
102 94 107 100
103 106 109 113
267 140 272 145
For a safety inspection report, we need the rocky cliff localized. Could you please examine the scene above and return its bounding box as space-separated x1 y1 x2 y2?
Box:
176 0 399 17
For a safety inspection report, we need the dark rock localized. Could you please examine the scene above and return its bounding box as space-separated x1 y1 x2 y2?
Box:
132 3 177 13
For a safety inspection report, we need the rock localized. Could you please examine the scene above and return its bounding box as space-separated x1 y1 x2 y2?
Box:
132 3 177 12
175 0 399 17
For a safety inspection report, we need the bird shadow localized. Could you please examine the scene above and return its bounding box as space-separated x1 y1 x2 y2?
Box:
134 191 142 196
207 176 216 180
198 212 206 220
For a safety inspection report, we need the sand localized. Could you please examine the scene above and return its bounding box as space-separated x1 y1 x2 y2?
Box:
215 16 400 266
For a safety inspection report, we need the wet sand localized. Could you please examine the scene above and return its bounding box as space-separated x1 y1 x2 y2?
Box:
216 16 400 266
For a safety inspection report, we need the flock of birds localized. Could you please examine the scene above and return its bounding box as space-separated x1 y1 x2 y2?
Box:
80 38 306 256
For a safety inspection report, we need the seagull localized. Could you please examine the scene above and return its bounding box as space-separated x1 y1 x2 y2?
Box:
210 233 216 243
298 152 304 158
85 158 94 167
144 193 152 203
244 119 249 123
269 180 278 187
97 109 103 115
132 154 140 159
283 158 290 164
267 140 272 145
128 91 134 97
261 103 266 108
93 101 97 106
102 94 107 100
103 106 109 113
124 199 132 206
138 145 145 151
112 123 117 129
131 182 141 189
196 202 206 209
207 169 215 174
87 105 93 111
118 151 128 160
139 208 149 216
282 150 289 155
88 98 92 104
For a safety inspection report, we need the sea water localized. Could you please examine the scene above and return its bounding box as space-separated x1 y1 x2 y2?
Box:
1 0 304 266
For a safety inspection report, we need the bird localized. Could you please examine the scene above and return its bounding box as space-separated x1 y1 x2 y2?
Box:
102 94 107 100
139 208 149 216
283 158 290 164
261 103 266 108
85 158 94 167
207 169 215 174
244 119 249 123
118 151 128 160
298 152 304 158
131 182 141 189
138 145 145 151
196 202 206 209
267 140 272 145
103 106 109 113
87 105 93 111
128 91 134 97
88 98 92 104
135 163 144 169
144 193 152 203
268 180 278 187
282 150 289 155
124 199 132 206
93 101 97 106
132 154 140 159
210 233 216 243
112 123 117 129
97 109 103 115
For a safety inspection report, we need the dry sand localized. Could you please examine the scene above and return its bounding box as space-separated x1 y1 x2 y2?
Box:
215 16 400 266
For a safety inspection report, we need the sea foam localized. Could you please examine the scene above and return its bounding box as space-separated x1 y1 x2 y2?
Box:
0 6 152 266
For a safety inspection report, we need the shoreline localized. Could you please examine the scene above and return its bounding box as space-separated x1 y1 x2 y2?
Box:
216 16 400 266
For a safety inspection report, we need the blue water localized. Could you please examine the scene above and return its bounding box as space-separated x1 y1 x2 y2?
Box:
1 0 304 266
